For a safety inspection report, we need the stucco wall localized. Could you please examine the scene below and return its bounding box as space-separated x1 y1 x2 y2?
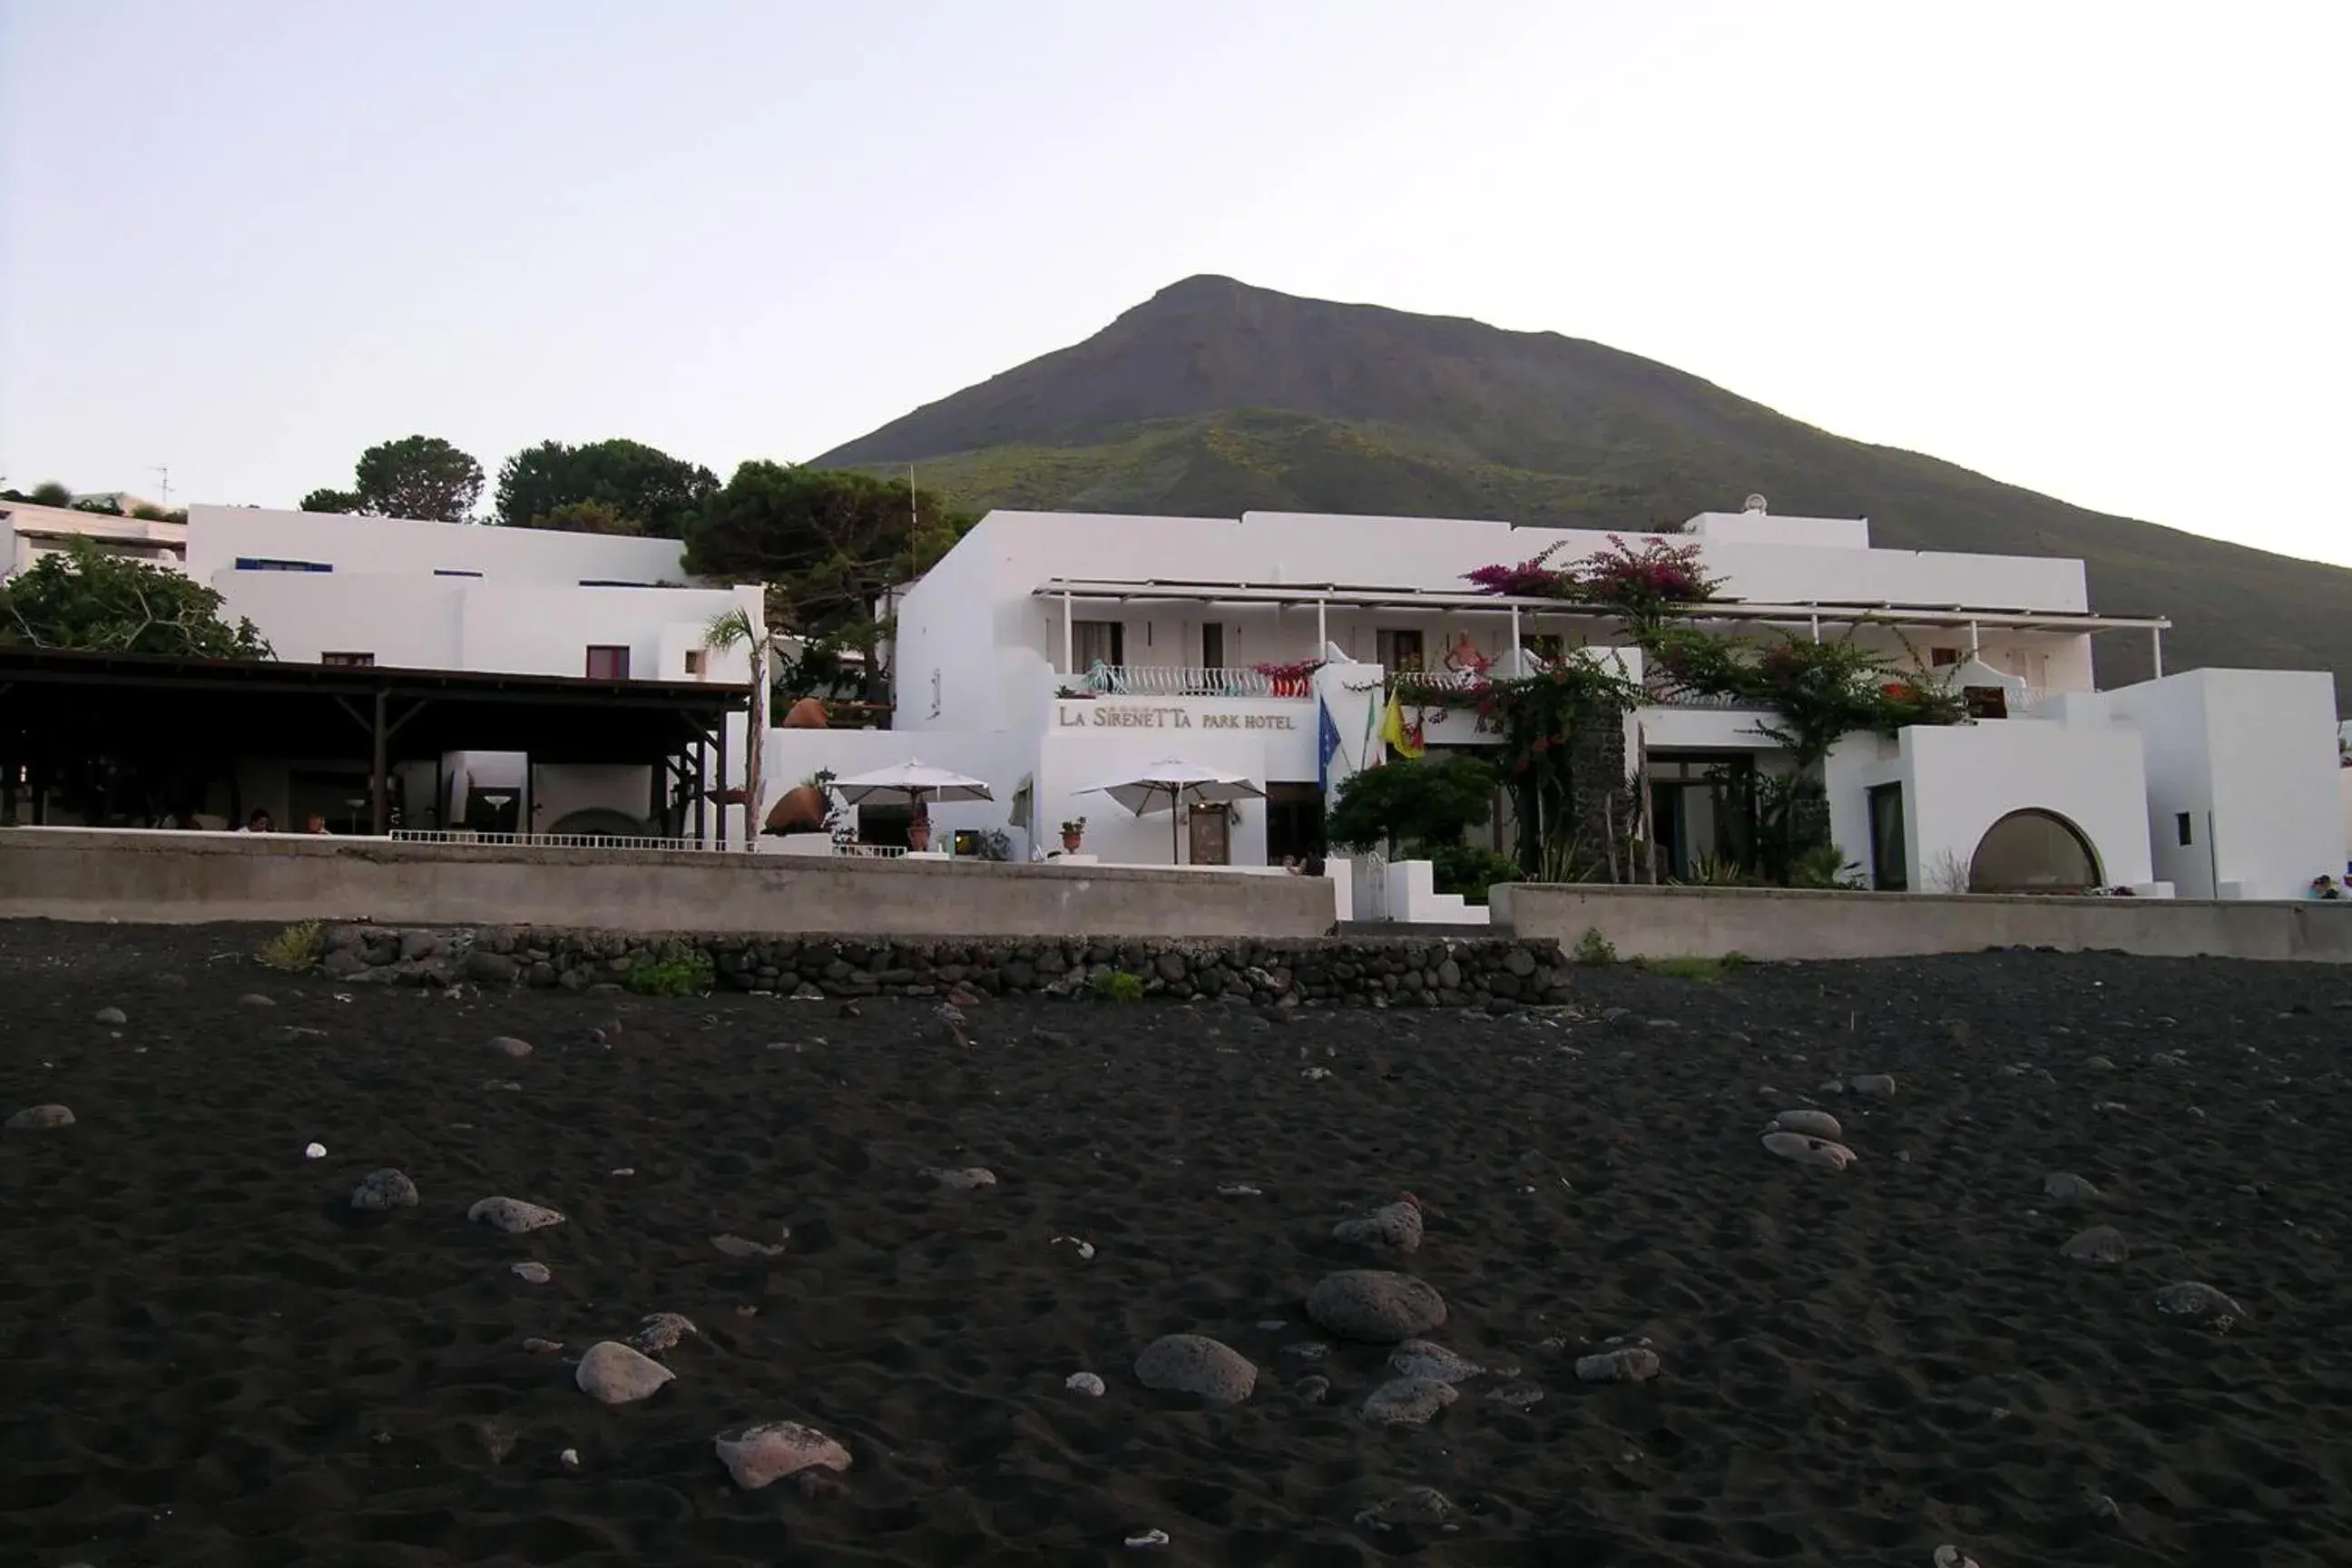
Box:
936 509 2097 690
0 829 1338 938
1489 882 2352 964
186 505 687 583
1898 720 2153 891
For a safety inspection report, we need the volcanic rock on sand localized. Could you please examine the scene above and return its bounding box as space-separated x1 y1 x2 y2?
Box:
1305 1270 1447 1342
575 1341 675 1404
1133 1334 1257 1401
715 1421 851 1489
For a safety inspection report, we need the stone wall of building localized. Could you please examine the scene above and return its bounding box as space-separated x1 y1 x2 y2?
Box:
1567 719 1637 881
319 926 1576 1008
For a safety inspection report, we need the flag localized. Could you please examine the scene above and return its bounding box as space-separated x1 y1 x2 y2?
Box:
1318 700 1342 792
1377 692 1426 760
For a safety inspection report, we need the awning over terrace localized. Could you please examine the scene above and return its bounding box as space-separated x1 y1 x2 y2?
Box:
0 646 748 837
1032 577 2175 676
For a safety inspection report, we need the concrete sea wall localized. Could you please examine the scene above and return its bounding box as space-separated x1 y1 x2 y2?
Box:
0 828 1335 939
1490 882 2352 964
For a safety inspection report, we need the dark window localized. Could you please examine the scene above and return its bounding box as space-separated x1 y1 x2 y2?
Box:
579 579 652 588
1867 783 1907 890
1378 629 1425 671
1201 622 1225 668
584 645 632 680
434 568 483 578
320 652 375 668
1930 646 1961 667
1523 632 1565 667
683 650 706 677
1073 620 1123 669
234 556 331 573
1262 781 1326 864
2175 812 2193 847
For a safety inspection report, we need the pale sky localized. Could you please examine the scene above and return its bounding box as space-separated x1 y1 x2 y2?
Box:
4 1 2347 564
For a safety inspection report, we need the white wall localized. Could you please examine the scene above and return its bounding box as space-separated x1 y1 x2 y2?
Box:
1037 726 1273 868
1684 509 1871 548
926 508 2101 703
1898 720 2152 892
4 501 186 579
996 506 2092 612
187 505 685 583
188 506 761 684
2103 669 2340 900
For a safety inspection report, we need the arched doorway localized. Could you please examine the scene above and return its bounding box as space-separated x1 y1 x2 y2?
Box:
1968 808 2102 893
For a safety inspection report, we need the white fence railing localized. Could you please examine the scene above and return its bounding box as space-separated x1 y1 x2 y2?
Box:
1074 665 1306 699
1639 684 1774 710
388 829 740 854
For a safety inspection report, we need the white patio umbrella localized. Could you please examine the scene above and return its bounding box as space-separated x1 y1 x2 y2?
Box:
1077 757 1266 864
828 760 995 813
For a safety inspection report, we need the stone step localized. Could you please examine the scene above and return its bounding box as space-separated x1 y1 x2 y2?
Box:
1335 920 1511 938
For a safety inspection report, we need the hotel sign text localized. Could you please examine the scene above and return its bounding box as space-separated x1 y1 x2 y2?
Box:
1059 702 1297 731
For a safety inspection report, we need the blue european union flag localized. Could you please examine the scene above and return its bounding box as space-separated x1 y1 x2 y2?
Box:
1318 700 1342 792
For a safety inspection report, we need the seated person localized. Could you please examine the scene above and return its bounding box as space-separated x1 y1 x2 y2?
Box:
239 809 273 834
2310 875 2344 900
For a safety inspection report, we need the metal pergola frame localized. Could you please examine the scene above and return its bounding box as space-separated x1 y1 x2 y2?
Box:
1034 577 2174 677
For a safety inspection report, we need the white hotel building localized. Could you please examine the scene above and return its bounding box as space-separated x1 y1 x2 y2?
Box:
110 499 2340 906
180 506 763 836
775 501 2344 904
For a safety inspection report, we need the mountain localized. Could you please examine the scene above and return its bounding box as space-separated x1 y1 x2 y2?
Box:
818 275 2351 700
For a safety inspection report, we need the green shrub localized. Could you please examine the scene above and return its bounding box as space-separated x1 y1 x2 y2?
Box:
622 945 715 997
1427 843 1523 906
1632 955 1732 983
1091 968 1144 1003
256 920 325 973
1327 754 1498 853
1571 927 1617 965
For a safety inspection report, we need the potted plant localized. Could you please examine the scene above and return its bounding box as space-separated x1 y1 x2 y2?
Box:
1060 817 1087 852
764 769 836 837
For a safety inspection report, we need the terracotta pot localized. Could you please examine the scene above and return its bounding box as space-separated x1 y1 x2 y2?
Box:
1061 832 1083 852
763 784 828 835
907 820 932 853
781 697 829 729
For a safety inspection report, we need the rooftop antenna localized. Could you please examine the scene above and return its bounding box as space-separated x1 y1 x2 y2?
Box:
151 465 172 506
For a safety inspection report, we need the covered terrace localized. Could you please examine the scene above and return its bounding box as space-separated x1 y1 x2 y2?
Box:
0 646 748 839
1034 576 2173 703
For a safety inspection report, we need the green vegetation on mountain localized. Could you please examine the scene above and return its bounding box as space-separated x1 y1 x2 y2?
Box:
818 275 2350 698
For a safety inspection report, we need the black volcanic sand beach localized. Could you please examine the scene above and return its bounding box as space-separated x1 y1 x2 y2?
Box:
4 925 2350 1567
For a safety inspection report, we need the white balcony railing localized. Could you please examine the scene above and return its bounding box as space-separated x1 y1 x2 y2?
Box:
387 828 749 853
1073 664 1313 699
1639 683 1773 710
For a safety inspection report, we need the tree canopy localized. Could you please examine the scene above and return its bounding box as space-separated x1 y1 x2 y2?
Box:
299 436 484 521
0 540 272 659
1326 754 1499 853
685 460 967 635
494 438 718 537
299 487 361 514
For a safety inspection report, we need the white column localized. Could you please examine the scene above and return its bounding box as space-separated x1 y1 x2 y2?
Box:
1315 598 1327 660
2151 626 2163 679
1509 603 1523 675
1808 612 1820 643
1060 590 1073 673
1967 620 1980 662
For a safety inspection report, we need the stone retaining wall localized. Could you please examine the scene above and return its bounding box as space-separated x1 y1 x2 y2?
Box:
320 926 1575 1008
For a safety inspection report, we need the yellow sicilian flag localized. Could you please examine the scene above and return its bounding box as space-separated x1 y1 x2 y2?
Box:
1378 692 1426 760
